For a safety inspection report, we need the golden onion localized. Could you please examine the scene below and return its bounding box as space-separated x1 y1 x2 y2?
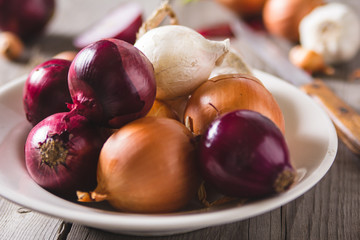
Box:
184 74 285 135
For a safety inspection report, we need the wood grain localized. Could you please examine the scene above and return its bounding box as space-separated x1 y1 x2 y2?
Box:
302 79 360 155
0 0 359 239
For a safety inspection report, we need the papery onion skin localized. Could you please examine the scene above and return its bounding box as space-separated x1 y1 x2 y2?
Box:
0 0 55 40
184 74 285 136
25 112 107 200
134 25 229 100
68 38 156 128
199 110 295 198
146 99 179 120
23 59 72 126
263 0 323 42
93 117 199 213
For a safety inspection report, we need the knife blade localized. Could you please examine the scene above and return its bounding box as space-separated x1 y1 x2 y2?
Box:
230 18 360 155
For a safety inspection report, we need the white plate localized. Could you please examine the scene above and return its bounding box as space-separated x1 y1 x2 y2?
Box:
0 70 337 236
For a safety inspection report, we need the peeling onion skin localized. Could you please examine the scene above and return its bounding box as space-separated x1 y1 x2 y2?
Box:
93 117 200 213
23 59 72 126
184 74 285 136
68 38 156 128
25 112 108 200
199 110 295 198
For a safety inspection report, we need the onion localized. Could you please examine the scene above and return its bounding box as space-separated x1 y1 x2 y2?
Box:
146 99 178 120
289 45 334 75
263 0 323 42
78 117 199 213
0 0 55 40
73 2 143 49
23 58 72 126
25 112 107 200
53 51 78 61
68 38 156 128
0 31 24 60
215 0 266 17
134 25 230 100
184 74 285 135
196 23 235 39
199 110 295 198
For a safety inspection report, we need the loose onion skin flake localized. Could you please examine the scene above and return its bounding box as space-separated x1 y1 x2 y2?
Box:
25 112 108 200
184 74 285 136
23 59 72 126
199 110 295 198
78 117 200 213
68 38 156 128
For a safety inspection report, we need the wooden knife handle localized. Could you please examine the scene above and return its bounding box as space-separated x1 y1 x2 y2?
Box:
301 79 360 155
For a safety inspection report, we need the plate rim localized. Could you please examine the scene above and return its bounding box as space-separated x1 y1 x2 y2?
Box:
0 70 338 235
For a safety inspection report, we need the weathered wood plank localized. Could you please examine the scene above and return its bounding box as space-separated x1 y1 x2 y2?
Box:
0 198 64 239
0 0 359 239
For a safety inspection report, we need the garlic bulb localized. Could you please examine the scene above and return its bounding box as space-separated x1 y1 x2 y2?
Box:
135 25 230 100
299 2 360 64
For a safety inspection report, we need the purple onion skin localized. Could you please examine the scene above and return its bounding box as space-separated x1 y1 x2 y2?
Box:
73 5 143 49
68 38 156 128
23 59 72 126
199 110 295 199
25 112 107 200
0 0 55 40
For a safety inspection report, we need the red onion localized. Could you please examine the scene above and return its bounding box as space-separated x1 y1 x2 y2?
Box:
0 0 55 40
25 112 107 200
23 59 72 126
73 2 143 49
199 110 295 198
196 24 234 39
68 38 156 128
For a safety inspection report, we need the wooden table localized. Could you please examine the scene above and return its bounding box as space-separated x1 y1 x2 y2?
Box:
0 0 359 239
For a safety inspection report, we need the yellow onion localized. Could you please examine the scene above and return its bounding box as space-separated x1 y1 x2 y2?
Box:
78 117 199 213
53 51 78 61
0 31 24 60
263 0 323 42
146 99 179 120
184 74 285 135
